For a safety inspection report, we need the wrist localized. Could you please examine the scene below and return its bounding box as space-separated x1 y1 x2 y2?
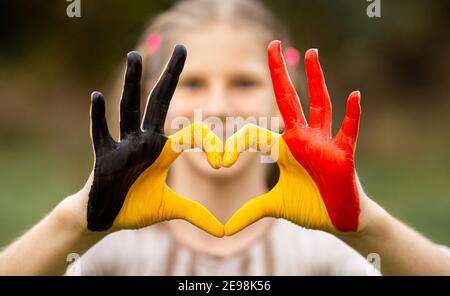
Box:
339 173 388 236
337 195 391 243
53 193 112 250
53 192 89 236
53 174 109 239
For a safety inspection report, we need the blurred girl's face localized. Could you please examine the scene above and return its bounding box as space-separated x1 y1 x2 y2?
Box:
164 22 276 177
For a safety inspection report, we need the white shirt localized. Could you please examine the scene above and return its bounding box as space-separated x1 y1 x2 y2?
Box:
67 219 384 276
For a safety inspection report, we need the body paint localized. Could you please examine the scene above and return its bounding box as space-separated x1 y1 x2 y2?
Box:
224 41 361 234
87 46 223 237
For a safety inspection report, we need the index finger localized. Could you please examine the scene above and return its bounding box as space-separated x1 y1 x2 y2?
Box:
268 40 307 130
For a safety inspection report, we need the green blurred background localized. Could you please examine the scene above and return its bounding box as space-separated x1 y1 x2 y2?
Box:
0 0 449 246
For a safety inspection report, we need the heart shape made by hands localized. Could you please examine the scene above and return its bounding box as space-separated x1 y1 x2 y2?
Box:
87 41 362 238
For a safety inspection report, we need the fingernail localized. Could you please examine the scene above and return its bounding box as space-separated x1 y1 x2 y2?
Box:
214 153 222 169
305 48 318 59
207 154 221 169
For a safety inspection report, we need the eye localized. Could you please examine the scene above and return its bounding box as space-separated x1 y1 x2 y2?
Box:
180 77 205 91
230 77 259 90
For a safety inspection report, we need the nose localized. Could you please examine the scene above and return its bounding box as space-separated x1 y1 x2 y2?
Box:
203 79 231 119
202 80 235 140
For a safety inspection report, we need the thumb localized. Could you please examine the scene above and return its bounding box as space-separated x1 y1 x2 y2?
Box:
162 185 224 237
224 189 281 236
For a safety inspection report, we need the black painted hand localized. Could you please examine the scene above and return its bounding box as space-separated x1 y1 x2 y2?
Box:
87 45 223 237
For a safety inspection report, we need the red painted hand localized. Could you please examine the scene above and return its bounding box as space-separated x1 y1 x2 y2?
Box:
224 41 362 234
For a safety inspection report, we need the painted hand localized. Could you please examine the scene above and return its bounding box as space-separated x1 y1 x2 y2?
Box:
87 45 223 237
223 41 362 235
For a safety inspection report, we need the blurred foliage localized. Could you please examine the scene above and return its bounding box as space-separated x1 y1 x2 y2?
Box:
0 0 449 247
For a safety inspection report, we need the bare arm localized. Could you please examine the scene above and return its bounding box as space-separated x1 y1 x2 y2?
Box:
0 47 224 275
223 41 450 275
337 191 450 275
0 175 107 275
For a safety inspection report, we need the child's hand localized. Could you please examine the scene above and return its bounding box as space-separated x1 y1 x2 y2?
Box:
223 41 363 235
87 46 223 237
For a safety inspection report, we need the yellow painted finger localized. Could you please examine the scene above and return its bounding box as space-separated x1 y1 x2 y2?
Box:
222 124 280 168
163 185 224 237
224 187 282 236
169 122 222 169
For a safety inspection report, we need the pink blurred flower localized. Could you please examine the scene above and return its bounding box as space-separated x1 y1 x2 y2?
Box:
284 47 300 67
146 32 162 54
